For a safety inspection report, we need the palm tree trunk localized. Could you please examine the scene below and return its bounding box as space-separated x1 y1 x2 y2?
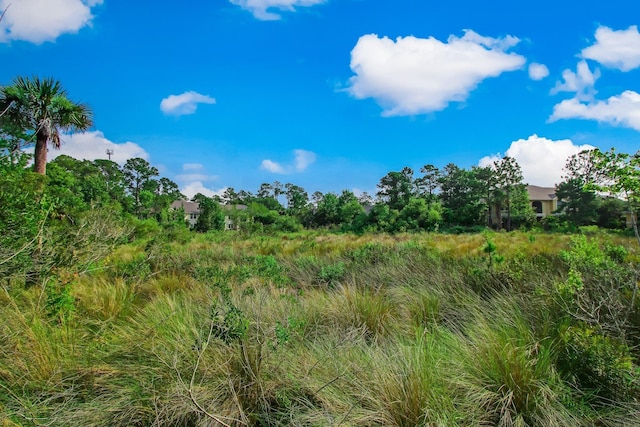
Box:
33 130 48 175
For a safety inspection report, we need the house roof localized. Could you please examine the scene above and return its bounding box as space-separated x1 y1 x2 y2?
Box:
170 200 200 214
222 204 248 211
527 185 556 201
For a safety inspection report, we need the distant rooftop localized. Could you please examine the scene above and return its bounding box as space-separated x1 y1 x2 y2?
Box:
170 200 200 214
527 185 556 201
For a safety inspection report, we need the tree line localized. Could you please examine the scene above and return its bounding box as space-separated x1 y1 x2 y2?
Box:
1 75 638 244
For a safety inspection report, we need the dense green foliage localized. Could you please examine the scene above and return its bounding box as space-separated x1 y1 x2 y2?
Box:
2 74 640 425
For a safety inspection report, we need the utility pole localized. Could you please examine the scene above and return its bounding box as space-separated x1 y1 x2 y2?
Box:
106 149 114 160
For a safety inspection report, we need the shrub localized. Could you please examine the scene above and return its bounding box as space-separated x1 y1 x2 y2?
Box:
252 255 289 287
318 262 345 288
347 242 387 264
45 277 75 322
556 324 640 403
209 303 248 344
130 217 161 239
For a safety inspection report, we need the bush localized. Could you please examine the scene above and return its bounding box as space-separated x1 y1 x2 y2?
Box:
272 215 303 233
130 217 161 239
557 324 640 403
45 277 75 322
318 262 345 288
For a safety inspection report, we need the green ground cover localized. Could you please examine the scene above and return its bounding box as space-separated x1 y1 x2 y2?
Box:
1 230 639 426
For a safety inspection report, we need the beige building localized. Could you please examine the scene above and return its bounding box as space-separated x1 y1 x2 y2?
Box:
170 201 250 230
527 185 557 219
528 186 636 229
223 204 249 230
170 200 201 227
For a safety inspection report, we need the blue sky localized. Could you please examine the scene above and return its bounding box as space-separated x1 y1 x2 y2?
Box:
2 0 640 198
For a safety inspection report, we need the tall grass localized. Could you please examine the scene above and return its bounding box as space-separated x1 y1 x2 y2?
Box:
0 230 639 425
451 299 576 426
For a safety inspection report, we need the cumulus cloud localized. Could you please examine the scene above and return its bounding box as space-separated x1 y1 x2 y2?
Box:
31 130 149 163
548 28 640 130
479 135 595 187
260 149 316 174
174 163 223 199
0 0 102 44
582 26 640 71
551 60 600 101
229 0 325 20
181 182 227 199
160 91 216 116
528 63 549 80
549 90 640 131
346 30 526 116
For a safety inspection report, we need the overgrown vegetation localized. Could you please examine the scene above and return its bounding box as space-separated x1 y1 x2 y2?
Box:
1 229 639 426
2 74 640 425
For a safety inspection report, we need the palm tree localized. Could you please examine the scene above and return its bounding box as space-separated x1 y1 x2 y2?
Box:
0 76 93 175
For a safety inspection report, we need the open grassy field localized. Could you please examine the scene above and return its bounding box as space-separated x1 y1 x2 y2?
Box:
1 230 639 426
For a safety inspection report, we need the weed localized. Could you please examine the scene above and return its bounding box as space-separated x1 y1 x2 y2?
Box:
45 277 75 322
318 262 345 288
557 323 640 403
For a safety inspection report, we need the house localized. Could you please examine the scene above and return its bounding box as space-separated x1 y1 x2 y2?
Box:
170 200 250 230
170 200 201 227
526 185 557 219
484 185 557 228
222 204 249 230
529 186 639 229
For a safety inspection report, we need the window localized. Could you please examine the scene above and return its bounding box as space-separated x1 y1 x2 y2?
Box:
532 201 543 214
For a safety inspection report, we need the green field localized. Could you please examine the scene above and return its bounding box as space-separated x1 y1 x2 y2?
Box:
2 230 639 426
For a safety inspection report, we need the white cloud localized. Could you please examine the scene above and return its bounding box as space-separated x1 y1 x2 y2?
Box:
551 60 600 101
34 130 149 163
260 149 316 174
174 164 222 199
229 0 325 20
260 159 286 174
181 182 227 199
479 135 595 187
0 0 102 44
160 91 216 116
582 26 640 71
346 30 526 116
183 163 204 171
351 187 376 199
549 90 640 131
528 63 549 80
293 149 316 171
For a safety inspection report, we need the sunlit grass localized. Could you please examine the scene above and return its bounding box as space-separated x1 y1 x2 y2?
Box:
1 229 639 425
